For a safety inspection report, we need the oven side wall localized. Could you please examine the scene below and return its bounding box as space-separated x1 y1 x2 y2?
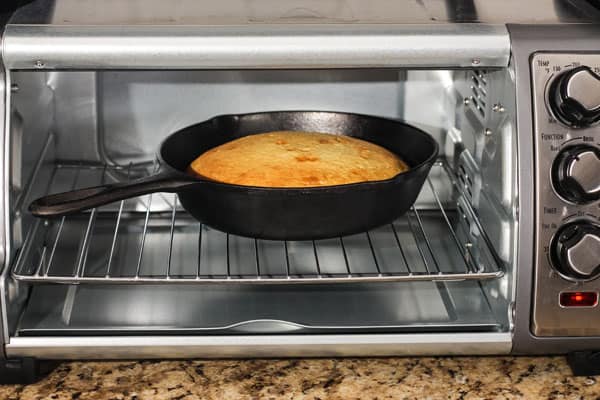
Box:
0 12 10 359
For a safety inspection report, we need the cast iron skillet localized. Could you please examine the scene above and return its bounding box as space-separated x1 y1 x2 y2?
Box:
29 111 439 240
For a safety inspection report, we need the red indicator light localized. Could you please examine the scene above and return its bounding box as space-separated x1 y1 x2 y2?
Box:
560 292 598 307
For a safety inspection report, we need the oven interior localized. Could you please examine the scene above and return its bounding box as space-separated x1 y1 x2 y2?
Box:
2 68 517 338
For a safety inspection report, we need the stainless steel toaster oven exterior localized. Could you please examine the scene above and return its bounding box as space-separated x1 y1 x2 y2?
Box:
1 0 600 382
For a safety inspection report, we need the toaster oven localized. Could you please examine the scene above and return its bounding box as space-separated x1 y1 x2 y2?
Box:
1 0 600 383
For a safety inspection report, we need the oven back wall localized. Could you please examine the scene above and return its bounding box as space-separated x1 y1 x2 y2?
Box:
49 70 407 165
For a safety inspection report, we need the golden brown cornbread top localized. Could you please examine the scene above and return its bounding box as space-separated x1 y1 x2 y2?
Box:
188 131 408 187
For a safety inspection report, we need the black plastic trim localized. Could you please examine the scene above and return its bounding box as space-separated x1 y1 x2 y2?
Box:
0 358 58 384
567 351 600 376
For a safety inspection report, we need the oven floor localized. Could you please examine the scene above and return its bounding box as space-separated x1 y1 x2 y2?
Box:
15 281 499 335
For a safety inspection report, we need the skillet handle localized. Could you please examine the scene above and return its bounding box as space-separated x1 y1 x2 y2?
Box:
29 171 200 217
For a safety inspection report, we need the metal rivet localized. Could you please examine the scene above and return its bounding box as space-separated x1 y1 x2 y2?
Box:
463 97 470 106
492 103 505 113
471 58 481 65
484 128 492 136
10 84 19 93
34 60 45 68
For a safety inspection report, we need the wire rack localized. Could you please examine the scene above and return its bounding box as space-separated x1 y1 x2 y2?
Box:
12 160 504 284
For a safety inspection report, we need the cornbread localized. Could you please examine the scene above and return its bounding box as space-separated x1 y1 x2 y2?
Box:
188 131 408 187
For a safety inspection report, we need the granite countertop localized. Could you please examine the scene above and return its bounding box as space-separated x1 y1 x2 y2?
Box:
1 356 598 399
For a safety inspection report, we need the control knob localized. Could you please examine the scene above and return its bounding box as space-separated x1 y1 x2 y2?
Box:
552 145 600 204
549 66 600 128
550 222 600 281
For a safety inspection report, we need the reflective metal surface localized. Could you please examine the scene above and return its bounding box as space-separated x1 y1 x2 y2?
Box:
1 70 56 345
452 66 517 331
531 52 600 337
564 68 600 111
566 233 600 276
6 333 512 359
11 162 503 285
0 48 8 355
505 23 600 354
2 24 510 69
566 150 600 195
94 69 407 165
15 281 499 335
1 0 600 363
0 21 524 356
402 67 517 330
8 0 600 25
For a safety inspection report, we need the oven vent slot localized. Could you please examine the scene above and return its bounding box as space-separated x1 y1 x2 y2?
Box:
469 70 488 120
12 161 503 285
456 152 481 207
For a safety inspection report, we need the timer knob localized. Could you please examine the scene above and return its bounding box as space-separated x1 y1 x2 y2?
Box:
551 222 600 281
552 145 600 204
549 66 600 128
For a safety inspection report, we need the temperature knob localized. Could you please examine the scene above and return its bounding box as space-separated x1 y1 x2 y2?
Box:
551 222 600 281
549 66 600 128
552 145 600 204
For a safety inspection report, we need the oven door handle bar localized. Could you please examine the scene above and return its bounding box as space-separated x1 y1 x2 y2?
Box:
2 24 510 69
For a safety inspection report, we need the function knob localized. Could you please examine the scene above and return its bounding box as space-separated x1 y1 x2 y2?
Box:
550 222 600 281
549 66 600 128
552 145 600 204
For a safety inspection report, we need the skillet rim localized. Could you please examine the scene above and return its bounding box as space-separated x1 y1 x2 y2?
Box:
158 110 440 192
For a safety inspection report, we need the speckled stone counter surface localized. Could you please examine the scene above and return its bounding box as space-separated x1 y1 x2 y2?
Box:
1 357 598 399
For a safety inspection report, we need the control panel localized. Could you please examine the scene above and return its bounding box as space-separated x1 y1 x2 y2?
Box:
532 54 600 337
